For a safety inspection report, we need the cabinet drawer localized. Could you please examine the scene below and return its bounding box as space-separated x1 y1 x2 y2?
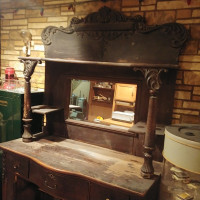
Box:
90 183 129 200
29 161 89 200
5 151 29 178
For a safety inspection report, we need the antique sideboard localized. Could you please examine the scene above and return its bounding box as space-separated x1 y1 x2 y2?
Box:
0 7 188 200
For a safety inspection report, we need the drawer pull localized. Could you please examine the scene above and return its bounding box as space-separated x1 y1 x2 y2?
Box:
44 180 57 190
44 173 57 190
13 163 20 169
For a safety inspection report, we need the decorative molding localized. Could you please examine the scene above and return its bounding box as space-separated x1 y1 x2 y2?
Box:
76 31 124 42
42 26 74 45
161 23 188 48
140 23 188 49
41 6 146 45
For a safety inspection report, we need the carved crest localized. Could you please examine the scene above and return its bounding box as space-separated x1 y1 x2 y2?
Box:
70 6 145 24
41 6 146 45
41 6 188 51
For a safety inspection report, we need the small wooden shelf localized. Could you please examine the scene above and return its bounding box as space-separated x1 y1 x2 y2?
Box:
92 84 114 105
31 105 62 115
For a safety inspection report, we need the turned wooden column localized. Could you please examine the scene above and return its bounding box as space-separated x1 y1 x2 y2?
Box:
134 68 167 179
141 89 158 178
20 59 42 142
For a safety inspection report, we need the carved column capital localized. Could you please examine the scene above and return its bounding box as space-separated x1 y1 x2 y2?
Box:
20 59 42 82
134 67 167 94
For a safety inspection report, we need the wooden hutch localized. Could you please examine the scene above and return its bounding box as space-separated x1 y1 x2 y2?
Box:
0 7 188 200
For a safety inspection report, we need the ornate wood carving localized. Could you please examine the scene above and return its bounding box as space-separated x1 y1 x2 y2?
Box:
41 26 74 46
134 68 167 92
22 60 41 82
20 59 42 142
42 7 146 46
42 23 187 48
41 6 187 53
74 6 144 24
139 22 188 49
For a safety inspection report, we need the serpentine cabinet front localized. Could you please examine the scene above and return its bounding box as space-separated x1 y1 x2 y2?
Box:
1 137 162 200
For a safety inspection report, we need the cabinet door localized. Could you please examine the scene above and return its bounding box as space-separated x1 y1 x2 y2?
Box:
114 84 136 103
90 183 129 200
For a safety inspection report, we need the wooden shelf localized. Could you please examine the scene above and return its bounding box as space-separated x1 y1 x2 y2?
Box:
31 105 62 115
92 99 112 104
93 86 113 90
18 56 179 69
92 84 114 105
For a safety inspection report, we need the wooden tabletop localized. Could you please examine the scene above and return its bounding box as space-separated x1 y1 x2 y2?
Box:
0 136 162 196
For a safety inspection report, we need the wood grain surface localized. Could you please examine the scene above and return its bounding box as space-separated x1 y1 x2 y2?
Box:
0 136 162 196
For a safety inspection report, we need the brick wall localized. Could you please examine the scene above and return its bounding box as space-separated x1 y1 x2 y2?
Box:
0 0 200 124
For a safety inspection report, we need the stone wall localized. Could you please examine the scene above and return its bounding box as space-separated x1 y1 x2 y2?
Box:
0 0 200 124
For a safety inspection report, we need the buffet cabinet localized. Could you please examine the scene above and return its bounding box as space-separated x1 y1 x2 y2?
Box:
0 6 188 200
1 137 161 200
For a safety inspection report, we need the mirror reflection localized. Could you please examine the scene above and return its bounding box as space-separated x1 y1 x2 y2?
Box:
69 79 137 128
